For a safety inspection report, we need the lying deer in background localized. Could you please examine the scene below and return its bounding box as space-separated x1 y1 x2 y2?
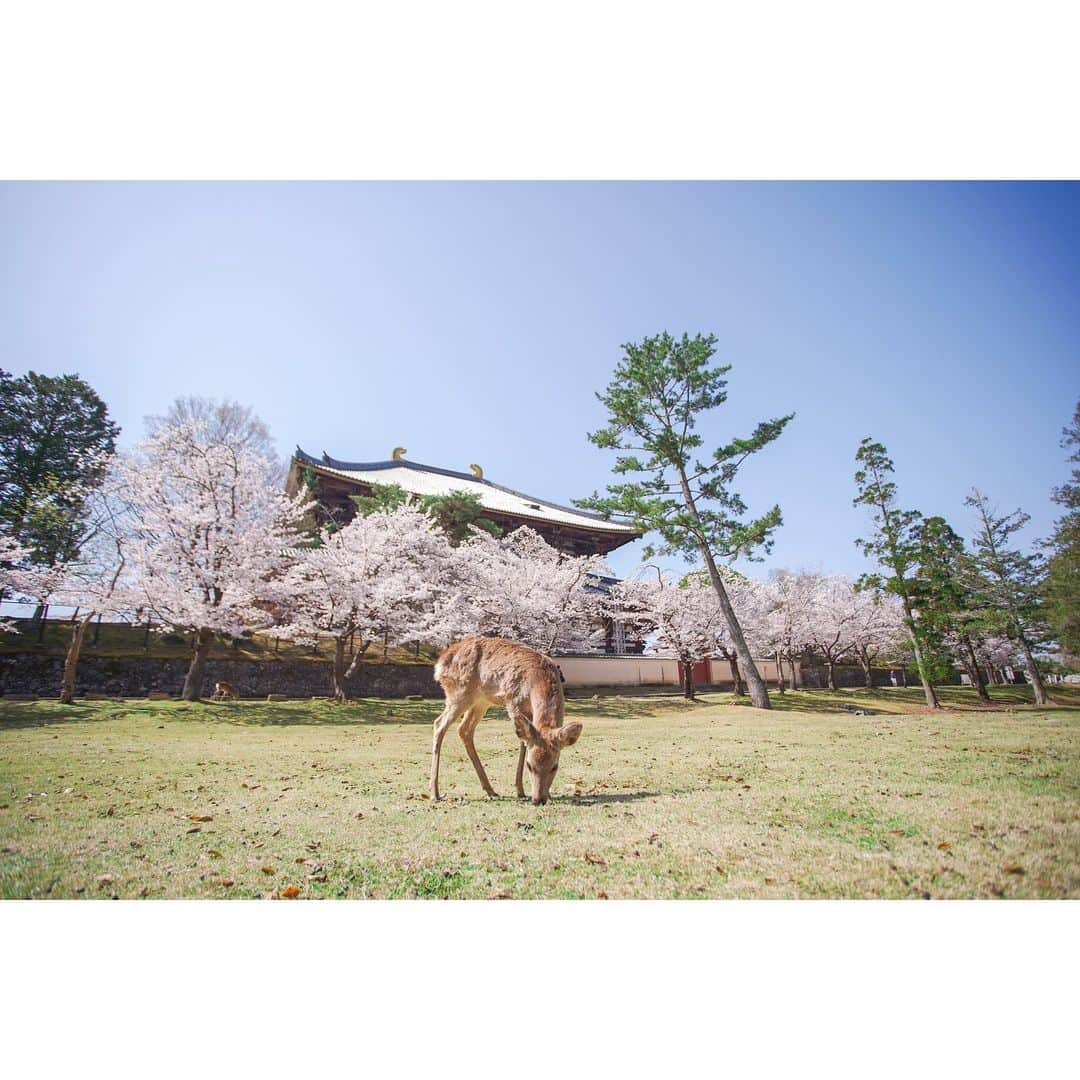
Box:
431 636 583 805
210 681 238 701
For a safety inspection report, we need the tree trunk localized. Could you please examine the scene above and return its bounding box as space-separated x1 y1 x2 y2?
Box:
1017 635 1048 706
682 659 695 700
181 627 213 701
902 603 940 709
727 654 745 695
961 638 991 705
774 650 785 693
788 653 798 689
700 551 768 706
857 646 874 689
59 614 93 705
673 464 770 709
826 659 838 691
332 636 352 702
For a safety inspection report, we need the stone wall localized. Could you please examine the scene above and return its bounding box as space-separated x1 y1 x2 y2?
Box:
798 665 961 689
0 654 438 700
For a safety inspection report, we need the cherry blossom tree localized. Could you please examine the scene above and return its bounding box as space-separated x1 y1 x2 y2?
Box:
450 526 609 654
277 502 455 701
0 534 50 635
763 571 814 691
37 464 137 703
121 420 312 700
609 572 725 699
797 574 865 691
848 587 906 689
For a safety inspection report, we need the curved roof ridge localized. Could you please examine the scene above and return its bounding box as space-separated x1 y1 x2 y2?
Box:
293 447 638 531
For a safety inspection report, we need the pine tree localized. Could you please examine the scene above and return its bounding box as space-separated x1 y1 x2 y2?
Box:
576 332 793 710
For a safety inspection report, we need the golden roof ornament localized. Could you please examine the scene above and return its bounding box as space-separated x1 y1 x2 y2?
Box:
391 447 407 461
469 463 483 479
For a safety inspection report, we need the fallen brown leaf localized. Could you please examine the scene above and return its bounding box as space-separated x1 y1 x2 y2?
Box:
937 841 951 850
584 852 607 866
261 865 276 874
189 814 213 822
280 885 300 899
1005 865 1025 875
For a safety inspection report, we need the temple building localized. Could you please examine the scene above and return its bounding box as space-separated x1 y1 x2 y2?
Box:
286 447 642 557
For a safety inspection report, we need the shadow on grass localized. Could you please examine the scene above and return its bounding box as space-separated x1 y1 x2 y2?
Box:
0 698 443 730
559 790 664 805
740 685 1079 716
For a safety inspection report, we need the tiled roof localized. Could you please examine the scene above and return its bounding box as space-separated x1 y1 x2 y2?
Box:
294 449 639 536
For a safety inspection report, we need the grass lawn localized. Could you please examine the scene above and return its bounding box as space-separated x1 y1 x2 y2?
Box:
2 686 1078 899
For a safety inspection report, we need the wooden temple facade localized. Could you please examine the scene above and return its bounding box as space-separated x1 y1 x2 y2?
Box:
286 448 642 557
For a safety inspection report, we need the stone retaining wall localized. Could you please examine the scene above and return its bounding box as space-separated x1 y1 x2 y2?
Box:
0 654 437 700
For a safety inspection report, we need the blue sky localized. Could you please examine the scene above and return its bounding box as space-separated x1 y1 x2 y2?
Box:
2 182 1077 581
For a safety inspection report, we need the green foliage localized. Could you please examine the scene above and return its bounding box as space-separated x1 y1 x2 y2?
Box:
574 332 793 562
911 515 978 671
852 438 923 597
0 369 119 565
350 482 409 517
964 488 1048 649
1042 401 1080 654
352 483 501 547
852 438 945 697
419 490 501 546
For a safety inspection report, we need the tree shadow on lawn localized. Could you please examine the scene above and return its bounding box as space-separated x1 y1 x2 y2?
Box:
558 790 665 805
565 695 729 721
0 698 443 730
727 686 1068 716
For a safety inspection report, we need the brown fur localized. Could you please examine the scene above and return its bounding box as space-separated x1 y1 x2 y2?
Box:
210 681 238 701
430 636 583 805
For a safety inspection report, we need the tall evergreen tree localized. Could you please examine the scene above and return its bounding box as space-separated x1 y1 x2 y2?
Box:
964 488 1049 705
1042 401 1080 656
852 438 941 709
0 369 120 567
913 515 991 704
575 332 793 710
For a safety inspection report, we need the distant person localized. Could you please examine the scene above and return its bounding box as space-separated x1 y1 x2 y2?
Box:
890 672 898 687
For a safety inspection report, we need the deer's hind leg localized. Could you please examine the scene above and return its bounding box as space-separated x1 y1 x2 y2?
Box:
430 695 468 801
458 704 498 798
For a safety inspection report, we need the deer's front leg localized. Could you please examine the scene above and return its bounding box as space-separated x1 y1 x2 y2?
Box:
429 701 458 801
515 741 527 799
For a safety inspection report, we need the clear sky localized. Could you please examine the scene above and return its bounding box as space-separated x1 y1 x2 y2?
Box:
2 182 1077 582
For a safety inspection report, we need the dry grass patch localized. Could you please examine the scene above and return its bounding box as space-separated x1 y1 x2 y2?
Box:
1 688 1077 899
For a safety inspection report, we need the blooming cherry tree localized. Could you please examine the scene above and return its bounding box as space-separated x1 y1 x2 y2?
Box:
609 572 725 699
847 586 906 689
277 502 455 700
121 421 312 700
451 526 609 654
38 463 138 703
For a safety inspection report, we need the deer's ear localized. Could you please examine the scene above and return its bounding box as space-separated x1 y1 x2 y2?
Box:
556 722 583 747
514 716 535 742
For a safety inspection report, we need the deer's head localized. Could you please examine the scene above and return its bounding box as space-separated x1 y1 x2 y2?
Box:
514 717 583 805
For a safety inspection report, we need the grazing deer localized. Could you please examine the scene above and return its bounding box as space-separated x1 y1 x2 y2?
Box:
430 636 583 805
210 681 238 701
